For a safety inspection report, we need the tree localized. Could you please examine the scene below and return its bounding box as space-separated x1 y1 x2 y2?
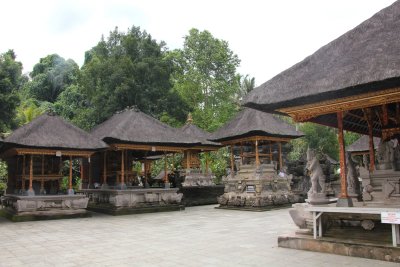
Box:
239 75 255 99
78 26 188 129
24 54 79 103
0 50 22 132
170 28 241 131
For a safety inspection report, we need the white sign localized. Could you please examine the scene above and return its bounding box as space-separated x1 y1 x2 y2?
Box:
56 151 62 157
381 212 400 224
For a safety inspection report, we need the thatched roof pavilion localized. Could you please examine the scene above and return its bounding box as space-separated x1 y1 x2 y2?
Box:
1 113 107 196
347 135 380 155
3 113 107 153
178 114 221 172
210 108 303 143
91 108 204 187
242 1 400 206
210 108 303 172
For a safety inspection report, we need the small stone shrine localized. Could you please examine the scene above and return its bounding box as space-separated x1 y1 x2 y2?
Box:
210 108 304 210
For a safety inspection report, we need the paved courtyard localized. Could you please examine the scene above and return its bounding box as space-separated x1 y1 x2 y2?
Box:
0 205 397 267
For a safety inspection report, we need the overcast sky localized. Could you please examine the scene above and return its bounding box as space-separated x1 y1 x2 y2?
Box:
0 0 396 85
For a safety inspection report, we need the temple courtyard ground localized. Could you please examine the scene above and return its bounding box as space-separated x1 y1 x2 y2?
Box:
0 205 397 267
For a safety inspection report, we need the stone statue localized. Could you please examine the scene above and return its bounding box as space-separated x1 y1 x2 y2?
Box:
377 140 394 170
306 148 325 194
346 151 361 197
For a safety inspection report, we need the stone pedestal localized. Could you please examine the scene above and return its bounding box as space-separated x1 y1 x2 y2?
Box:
306 192 337 205
336 197 353 207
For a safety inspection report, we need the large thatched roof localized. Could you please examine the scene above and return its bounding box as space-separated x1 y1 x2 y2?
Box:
210 108 303 142
243 1 400 112
347 135 380 153
4 114 108 150
91 108 202 147
179 123 221 147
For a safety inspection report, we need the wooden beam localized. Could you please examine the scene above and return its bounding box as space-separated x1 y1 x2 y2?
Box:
121 149 125 186
164 152 169 183
337 112 348 198
103 151 107 185
29 155 33 191
255 139 260 167
220 135 292 146
69 156 73 191
363 108 376 171
279 142 283 170
22 155 26 191
230 145 235 176
278 87 400 122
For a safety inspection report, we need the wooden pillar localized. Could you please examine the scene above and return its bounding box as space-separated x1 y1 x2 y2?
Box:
382 104 389 126
88 157 92 188
279 142 283 170
205 152 209 175
22 155 26 191
164 152 169 183
69 156 73 191
103 151 107 185
255 139 260 167
337 112 348 198
240 142 244 164
186 151 190 169
29 155 33 191
364 108 375 172
41 155 45 193
230 145 235 175
269 142 272 161
80 158 84 189
121 149 125 185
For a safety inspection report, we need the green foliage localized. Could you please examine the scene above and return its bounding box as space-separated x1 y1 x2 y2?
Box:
79 26 188 128
25 54 79 103
171 28 241 131
16 98 43 126
344 131 361 147
200 149 229 184
0 50 22 132
288 122 339 161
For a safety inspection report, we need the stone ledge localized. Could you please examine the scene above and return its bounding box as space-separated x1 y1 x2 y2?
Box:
278 233 400 263
0 209 91 222
87 204 185 216
215 204 292 212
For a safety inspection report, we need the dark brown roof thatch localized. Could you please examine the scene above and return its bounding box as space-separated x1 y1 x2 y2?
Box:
4 114 108 150
179 123 221 147
91 108 202 147
347 135 380 153
210 108 303 142
243 1 400 112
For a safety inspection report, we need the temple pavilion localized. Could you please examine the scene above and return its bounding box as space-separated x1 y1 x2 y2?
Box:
84 108 203 215
243 0 400 261
177 114 224 206
0 113 107 221
178 114 221 186
210 108 303 210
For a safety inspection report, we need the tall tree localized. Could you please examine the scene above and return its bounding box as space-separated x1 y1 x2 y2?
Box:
0 50 22 132
24 54 79 103
170 28 241 131
79 26 188 129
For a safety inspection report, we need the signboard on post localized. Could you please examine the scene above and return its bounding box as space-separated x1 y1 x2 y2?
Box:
381 212 400 224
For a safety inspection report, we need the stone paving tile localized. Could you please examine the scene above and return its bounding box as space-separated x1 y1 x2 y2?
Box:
0 205 398 266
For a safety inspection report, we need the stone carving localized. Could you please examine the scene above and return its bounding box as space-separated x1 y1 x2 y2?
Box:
361 220 375 230
377 140 394 170
346 152 361 198
181 170 215 187
306 148 326 195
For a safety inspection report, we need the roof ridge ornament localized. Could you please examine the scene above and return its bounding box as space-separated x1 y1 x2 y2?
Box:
186 112 193 124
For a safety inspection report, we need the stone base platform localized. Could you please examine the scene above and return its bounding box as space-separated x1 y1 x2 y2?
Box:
179 185 224 206
87 204 184 216
1 194 90 222
0 208 91 222
215 204 292 212
278 233 400 263
82 188 184 216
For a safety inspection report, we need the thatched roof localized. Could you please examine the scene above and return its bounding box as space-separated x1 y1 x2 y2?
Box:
347 135 380 153
210 108 303 142
179 123 221 147
243 1 400 112
4 113 108 150
91 108 202 147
